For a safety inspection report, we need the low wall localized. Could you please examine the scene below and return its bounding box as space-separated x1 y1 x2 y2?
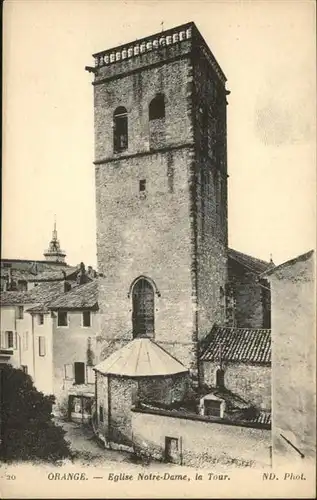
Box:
131 408 271 468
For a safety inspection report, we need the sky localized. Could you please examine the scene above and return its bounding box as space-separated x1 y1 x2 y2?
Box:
2 0 316 268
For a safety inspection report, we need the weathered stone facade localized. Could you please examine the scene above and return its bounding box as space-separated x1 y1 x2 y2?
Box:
92 23 229 372
228 252 271 328
202 361 271 410
95 371 190 447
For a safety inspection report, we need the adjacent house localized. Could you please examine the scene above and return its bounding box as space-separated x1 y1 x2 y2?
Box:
263 250 316 465
0 269 99 422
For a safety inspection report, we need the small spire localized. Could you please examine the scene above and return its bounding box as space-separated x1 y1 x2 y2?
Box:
43 215 66 263
269 253 274 265
161 21 164 32
52 214 57 240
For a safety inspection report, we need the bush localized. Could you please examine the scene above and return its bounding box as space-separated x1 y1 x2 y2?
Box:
0 365 72 463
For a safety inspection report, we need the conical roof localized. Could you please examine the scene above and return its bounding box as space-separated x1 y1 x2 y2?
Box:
94 338 188 378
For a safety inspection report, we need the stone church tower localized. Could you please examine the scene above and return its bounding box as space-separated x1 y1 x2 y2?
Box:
87 22 229 376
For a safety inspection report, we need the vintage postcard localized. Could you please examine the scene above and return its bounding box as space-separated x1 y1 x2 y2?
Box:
1 0 316 498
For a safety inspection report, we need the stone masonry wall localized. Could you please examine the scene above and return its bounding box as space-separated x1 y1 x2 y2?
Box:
94 56 198 370
202 361 271 410
228 260 267 328
192 45 228 339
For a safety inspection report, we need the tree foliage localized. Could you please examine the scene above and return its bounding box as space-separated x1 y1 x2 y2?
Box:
0 364 71 462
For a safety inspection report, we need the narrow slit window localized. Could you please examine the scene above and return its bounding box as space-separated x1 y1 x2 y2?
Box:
37 314 44 325
39 336 46 357
139 179 146 192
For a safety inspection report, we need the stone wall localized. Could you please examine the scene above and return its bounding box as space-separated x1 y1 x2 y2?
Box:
228 260 269 328
95 373 189 447
94 54 198 370
131 409 271 468
138 373 190 405
202 361 271 410
192 43 228 339
93 28 229 373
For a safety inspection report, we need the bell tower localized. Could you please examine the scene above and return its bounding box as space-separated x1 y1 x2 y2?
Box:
43 219 66 263
87 22 229 375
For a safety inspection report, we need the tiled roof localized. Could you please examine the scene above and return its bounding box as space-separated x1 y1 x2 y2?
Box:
228 248 273 274
48 280 98 310
200 326 271 364
250 410 271 426
95 338 188 378
26 282 73 313
1 281 65 307
1 290 33 306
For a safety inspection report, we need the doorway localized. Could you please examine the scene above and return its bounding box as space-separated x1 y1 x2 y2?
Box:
165 436 180 464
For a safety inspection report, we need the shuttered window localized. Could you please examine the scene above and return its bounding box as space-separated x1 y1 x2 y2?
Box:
38 336 46 356
64 364 74 380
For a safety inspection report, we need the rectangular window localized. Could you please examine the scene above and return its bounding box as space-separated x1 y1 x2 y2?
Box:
5 331 16 349
99 405 104 423
23 331 29 350
17 306 24 319
74 362 85 385
38 336 46 356
57 311 68 327
64 364 74 380
21 365 28 374
139 179 146 192
82 311 91 328
37 314 44 325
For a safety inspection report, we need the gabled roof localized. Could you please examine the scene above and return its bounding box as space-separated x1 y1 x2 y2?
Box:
1 290 33 306
228 248 273 275
262 250 314 277
200 325 271 364
26 282 74 313
48 280 98 310
94 338 188 378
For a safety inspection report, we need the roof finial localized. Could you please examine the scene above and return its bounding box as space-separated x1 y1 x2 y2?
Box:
161 20 164 32
269 253 274 265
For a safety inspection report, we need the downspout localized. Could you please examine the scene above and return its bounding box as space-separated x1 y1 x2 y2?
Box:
107 375 111 448
188 43 199 386
31 314 36 380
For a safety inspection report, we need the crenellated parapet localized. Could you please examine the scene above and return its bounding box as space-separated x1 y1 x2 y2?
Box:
93 24 193 68
90 22 226 85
